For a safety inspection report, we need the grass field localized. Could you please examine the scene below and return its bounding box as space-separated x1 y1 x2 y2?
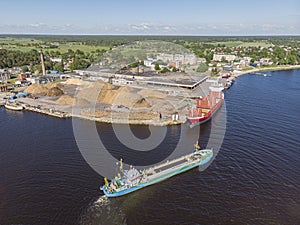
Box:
239 41 272 48
0 37 109 53
210 41 272 48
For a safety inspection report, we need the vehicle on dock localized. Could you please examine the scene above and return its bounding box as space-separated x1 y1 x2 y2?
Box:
100 142 213 197
186 87 224 127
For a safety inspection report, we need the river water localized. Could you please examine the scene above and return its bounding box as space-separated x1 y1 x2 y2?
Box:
0 70 299 225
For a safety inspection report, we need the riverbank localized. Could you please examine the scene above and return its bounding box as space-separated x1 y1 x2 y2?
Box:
231 65 300 79
71 114 184 126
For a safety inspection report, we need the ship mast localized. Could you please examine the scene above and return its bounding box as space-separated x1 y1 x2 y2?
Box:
194 141 201 152
119 158 123 171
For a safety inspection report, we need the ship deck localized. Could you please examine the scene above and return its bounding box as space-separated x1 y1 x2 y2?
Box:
144 153 195 175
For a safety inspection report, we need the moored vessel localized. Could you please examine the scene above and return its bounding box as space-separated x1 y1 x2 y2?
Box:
186 87 224 127
4 101 24 111
100 142 213 197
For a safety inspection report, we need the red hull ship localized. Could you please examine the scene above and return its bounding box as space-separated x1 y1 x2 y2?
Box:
186 87 224 127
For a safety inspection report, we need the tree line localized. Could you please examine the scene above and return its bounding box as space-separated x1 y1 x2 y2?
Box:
0 48 105 72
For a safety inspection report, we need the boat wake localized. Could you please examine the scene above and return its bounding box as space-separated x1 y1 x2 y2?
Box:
79 196 127 225
95 195 109 205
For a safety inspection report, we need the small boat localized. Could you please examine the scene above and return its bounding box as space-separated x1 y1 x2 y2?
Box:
100 142 213 197
186 87 224 127
252 72 270 77
225 80 233 89
4 102 24 111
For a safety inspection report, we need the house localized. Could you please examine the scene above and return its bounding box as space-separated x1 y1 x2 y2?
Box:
50 58 62 63
47 70 61 75
220 71 231 78
223 65 233 72
26 77 40 84
144 60 154 67
183 54 197 65
250 61 260 67
197 58 207 63
7 67 22 74
239 57 252 68
38 75 59 84
18 73 31 81
168 60 182 69
157 53 174 62
213 54 237 62
260 58 273 66
208 62 217 67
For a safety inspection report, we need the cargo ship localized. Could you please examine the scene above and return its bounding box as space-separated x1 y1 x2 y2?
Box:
186 87 224 127
100 143 213 197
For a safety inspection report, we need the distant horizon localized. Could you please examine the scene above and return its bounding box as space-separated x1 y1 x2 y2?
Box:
1 34 300 37
1 0 299 35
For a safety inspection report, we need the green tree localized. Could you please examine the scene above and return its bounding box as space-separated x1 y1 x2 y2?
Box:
32 64 42 74
69 58 90 71
221 57 228 63
53 62 64 72
154 63 160 71
196 63 209 73
286 54 297 65
160 67 170 73
21 66 29 73
211 68 218 76
44 60 53 71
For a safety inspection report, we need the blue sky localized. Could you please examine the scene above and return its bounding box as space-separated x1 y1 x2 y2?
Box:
0 0 299 35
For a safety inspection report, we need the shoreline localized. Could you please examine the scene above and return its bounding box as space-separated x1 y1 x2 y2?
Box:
2 66 300 126
71 114 184 126
230 65 300 79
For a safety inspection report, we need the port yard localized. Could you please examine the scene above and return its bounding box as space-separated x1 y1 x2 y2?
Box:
1 70 216 125
17 97 71 118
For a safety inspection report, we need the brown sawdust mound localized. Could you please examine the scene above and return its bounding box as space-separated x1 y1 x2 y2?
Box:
64 79 90 86
96 84 152 108
25 83 64 96
46 87 64 97
56 95 75 105
25 84 48 95
137 89 167 99
133 98 151 108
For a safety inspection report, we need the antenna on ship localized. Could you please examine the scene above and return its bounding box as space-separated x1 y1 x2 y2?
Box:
194 141 201 152
104 177 109 187
119 158 123 171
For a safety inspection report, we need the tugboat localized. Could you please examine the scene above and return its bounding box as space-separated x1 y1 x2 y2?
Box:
100 142 213 197
186 87 224 127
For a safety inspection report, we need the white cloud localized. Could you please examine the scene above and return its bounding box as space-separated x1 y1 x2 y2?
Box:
0 22 299 35
29 22 45 28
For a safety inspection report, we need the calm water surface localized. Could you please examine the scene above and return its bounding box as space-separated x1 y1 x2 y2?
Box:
0 70 299 224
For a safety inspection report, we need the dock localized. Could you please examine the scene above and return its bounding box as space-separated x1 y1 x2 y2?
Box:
24 105 70 119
